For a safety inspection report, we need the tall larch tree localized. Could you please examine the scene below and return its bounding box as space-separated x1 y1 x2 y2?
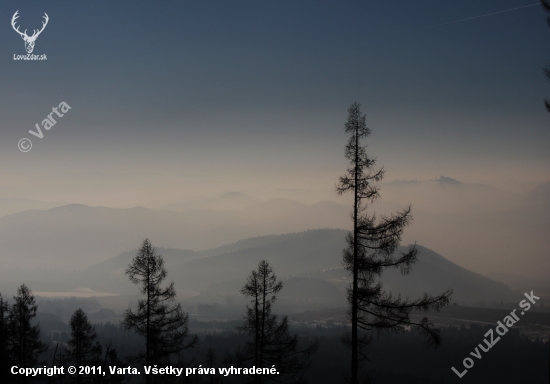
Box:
336 102 452 384
231 260 318 384
122 238 197 384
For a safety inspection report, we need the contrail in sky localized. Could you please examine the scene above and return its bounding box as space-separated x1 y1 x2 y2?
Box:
422 3 540 30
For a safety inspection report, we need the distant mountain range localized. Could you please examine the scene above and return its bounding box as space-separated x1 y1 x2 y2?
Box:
0 200 350 270
0 197 63 217
76 229 520 310
0 176 547 283
160 192 261 212
381 176 524 214
380 177 550 279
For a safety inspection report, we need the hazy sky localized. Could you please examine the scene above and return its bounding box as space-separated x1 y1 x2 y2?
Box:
1 0 548 206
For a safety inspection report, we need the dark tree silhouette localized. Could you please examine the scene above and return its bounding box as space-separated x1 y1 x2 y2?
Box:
8 284 47 382
230 260 318 384
122 238 197 383
542 0 550 113
67 309 102 384
0 293 11 378
85 341 125 384
336 102 452 384
204 348 223 384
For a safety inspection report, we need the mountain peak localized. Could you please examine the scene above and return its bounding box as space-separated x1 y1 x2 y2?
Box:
436 176 462 185
50 204 91 211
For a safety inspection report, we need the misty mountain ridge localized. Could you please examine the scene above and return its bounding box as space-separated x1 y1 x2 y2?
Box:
526 181 550 208
0 199 351 270
377 176 550 279
0 197 64 218
0 177 547 280
382 176 524 213
76 229 519 308
87 229 342 276
160 191 261 212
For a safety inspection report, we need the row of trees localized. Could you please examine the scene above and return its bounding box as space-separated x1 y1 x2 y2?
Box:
0 245 317 384
0 285 123 383
122 239 317 384
0 285 47 382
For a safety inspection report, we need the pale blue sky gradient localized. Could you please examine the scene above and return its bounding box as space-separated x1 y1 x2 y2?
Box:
0 0 548 205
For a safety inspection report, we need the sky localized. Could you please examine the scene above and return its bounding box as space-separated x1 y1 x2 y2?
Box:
0 0 548 207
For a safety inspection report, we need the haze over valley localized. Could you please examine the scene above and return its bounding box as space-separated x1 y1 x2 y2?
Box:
0 176 547 292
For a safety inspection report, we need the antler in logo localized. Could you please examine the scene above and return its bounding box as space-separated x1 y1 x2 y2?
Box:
11 11 49 54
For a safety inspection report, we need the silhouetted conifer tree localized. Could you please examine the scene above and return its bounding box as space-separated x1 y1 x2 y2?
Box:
9 284 47 382
231 260 318 384
122 239 197 384
203 348 223 384
336 102 452 384
0 293 11 378
66 309 102 384
95 342 124 384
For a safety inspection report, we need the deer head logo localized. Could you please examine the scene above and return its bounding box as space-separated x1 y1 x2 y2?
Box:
11 11 49 54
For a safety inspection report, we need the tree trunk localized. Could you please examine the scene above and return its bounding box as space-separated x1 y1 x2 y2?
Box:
351 122 359 384
146 257 151 384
